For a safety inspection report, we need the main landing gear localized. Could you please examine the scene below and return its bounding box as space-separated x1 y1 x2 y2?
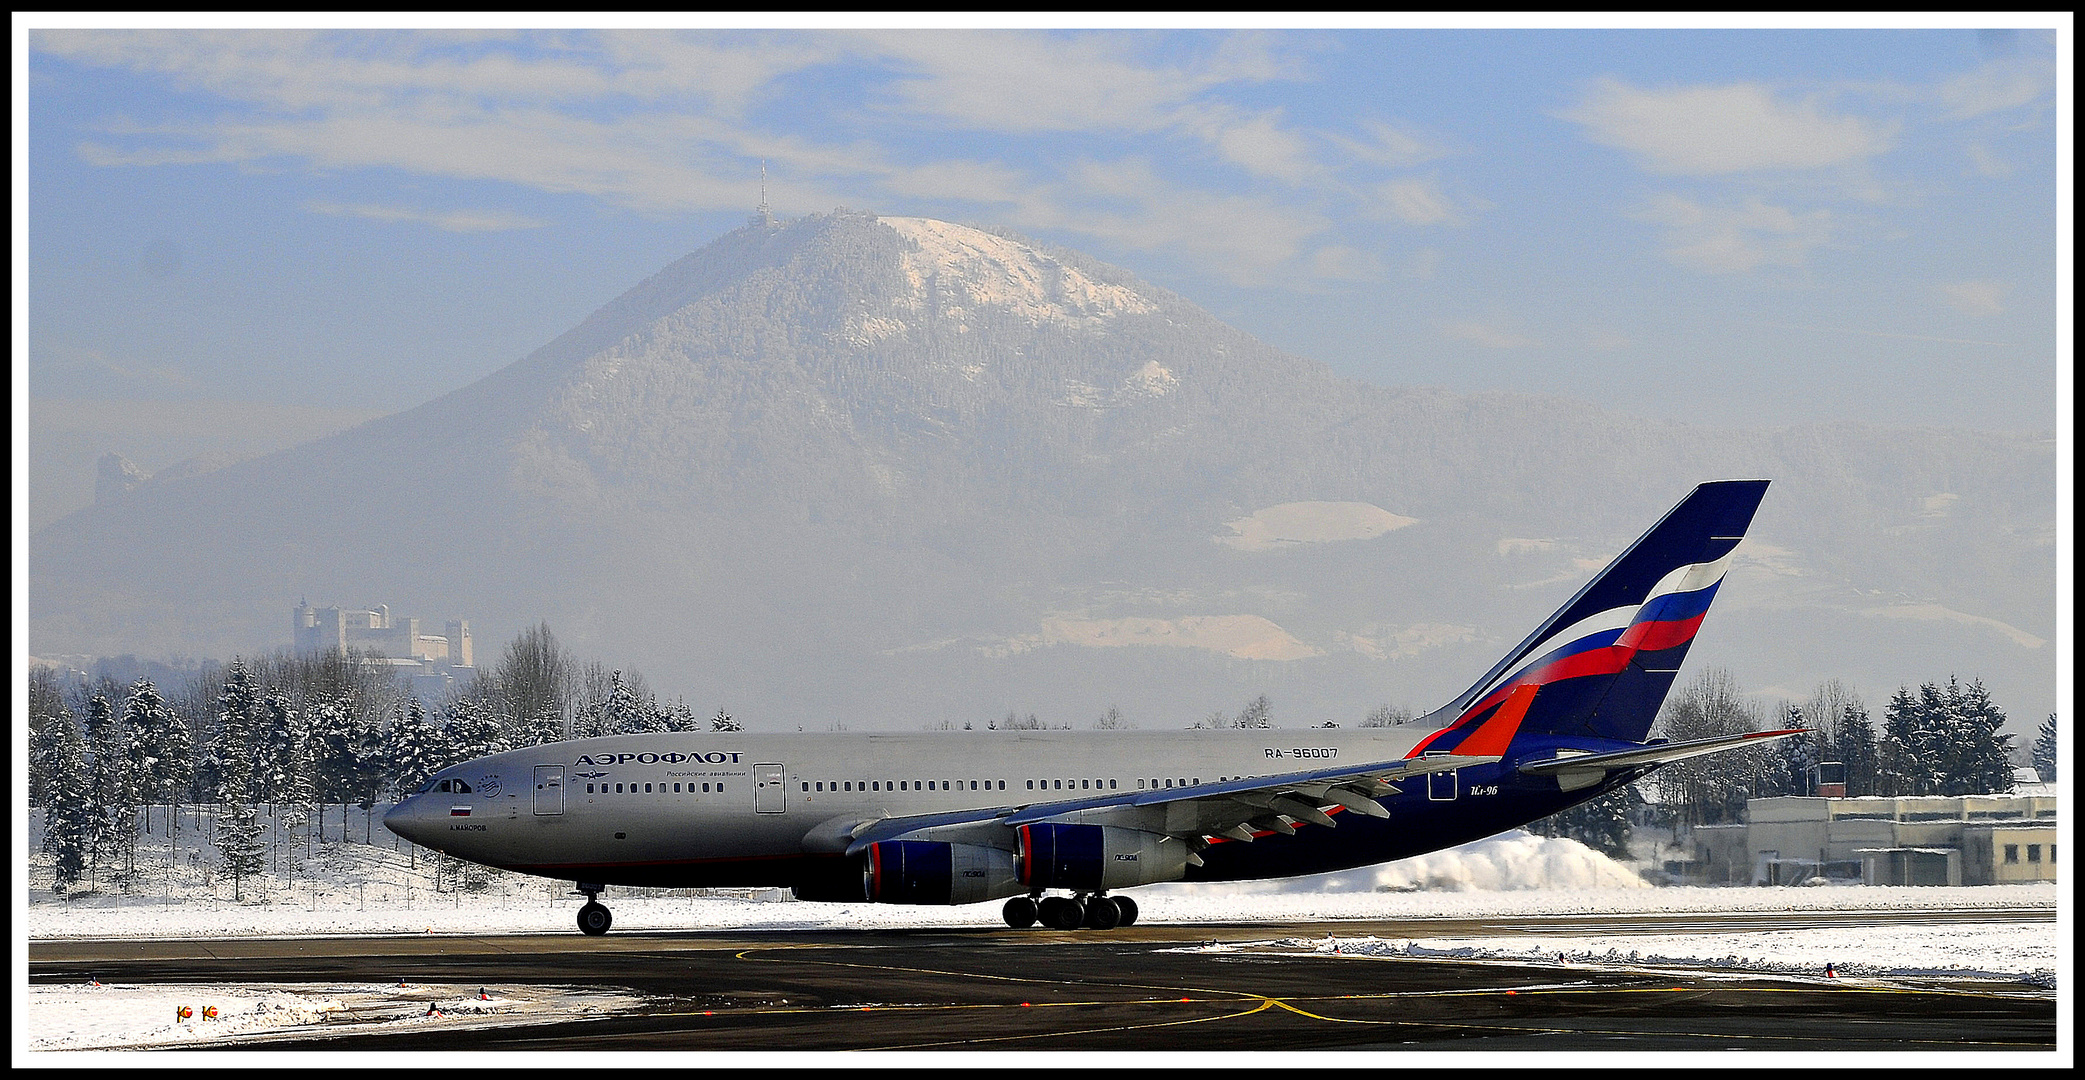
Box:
1002 893 1139 931
575 883 613 936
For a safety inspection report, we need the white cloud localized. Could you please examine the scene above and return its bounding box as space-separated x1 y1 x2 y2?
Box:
1631 193 1833 274
34 29 1434 288
1936 280 2009 317
1562 77 1895 175
1329 118 1450 169
1373 178 1457 225
1934 57 2051 121
1308 245 1384 281
305 201 548 232
1439 317 1536 349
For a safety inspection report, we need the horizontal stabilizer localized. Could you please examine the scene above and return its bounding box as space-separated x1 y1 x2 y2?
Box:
1517 728 1805 777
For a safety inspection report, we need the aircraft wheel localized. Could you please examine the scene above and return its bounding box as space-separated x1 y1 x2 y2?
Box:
1002 896 1039 929
1112 896 1138 927
1039 896 1085 931
1083 895 1121 930
577 900 613 936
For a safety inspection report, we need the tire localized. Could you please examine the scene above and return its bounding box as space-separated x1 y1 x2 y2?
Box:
1002 896 1039 929
1039 896 1085 931
1083 895 1121 930
1113 896 1138 926
577 901 612 936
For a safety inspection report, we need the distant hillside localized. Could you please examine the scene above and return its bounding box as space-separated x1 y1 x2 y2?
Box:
29 210 2057 729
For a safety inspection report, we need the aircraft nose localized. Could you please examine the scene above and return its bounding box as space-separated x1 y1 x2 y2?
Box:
382 800 434 846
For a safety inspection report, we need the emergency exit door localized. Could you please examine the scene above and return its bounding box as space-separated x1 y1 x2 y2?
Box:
534 765 565 815
754 763 786 813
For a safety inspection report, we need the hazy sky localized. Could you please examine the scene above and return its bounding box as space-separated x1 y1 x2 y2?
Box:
17 16 2067 431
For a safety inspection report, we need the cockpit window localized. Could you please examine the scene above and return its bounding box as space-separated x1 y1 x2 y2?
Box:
428 778 474 794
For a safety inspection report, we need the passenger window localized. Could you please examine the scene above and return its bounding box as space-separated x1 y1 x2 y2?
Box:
1109 780 1117 789
970 781 978 790
702 783 710 793
1027 780 1034 790
816 782 824 791
1081 780 1089 789
586 784 594 793
802 782 809 792
872 782 879 791
999 780 1006 790
644 783 652 793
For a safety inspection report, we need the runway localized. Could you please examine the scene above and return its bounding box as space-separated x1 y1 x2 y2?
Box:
30 910 2056 1052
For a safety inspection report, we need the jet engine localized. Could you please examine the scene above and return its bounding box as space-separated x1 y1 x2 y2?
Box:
1016 823 1189 891
862 840 1023 905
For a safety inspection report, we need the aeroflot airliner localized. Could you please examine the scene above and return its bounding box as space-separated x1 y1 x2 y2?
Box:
387 480 1798 935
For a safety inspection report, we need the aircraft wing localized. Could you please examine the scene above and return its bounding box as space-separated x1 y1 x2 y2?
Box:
1515 728 1804 778
838 752 1500 857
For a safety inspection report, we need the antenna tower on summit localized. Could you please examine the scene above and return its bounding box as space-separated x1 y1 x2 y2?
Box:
752 160 774 228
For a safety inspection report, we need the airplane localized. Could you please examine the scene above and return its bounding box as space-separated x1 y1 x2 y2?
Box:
385 479 1799 935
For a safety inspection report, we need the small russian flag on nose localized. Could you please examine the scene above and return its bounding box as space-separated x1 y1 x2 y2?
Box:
450 806 472 817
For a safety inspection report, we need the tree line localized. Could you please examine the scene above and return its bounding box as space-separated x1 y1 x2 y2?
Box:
1534 668 2048 860
27 622 737 896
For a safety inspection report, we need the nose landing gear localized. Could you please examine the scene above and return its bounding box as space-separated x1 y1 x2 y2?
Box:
575 883 612 936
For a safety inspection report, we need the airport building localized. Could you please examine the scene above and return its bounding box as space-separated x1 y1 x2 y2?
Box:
1685 783 2059 886
292 601 476 702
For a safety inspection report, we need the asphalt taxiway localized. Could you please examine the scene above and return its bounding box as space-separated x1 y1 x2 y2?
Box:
30 911 2056 1051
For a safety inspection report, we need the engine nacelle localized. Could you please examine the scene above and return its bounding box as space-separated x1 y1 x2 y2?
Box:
863 840 1022 905
1016 823 1189 891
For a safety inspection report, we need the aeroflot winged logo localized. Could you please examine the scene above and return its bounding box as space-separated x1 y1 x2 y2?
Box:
574 752 744 766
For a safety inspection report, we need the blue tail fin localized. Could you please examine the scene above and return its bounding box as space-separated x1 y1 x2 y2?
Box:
1413 480 1770 749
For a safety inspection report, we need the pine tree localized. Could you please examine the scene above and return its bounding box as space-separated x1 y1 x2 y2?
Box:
215 798 266 900
1878 686 1927 796
255 689 302 814
1951 678 2014 795
441 694 508 766
603 671 653 735
386 698 442 798
304 690 358 839
1781 714 1815 796
1838 702 1879 797
524 708 566 746
210 658 263 807
711 709 742 732
29 666 74 807
2033 714 2058 783
40 708 93 894
81 692 120 869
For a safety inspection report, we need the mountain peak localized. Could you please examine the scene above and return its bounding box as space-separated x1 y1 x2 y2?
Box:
878 216 1158 331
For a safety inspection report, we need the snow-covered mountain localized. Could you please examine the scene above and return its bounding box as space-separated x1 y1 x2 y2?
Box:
29 210 2057 728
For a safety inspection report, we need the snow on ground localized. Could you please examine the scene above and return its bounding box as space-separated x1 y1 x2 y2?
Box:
23 825 2061 1050
1216 921 2057 988
27 982 645 1051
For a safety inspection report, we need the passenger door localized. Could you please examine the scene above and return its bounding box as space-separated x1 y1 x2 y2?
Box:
754 763 786 814
534 765 565 816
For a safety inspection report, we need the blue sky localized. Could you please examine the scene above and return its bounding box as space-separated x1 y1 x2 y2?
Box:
17 17 2068 430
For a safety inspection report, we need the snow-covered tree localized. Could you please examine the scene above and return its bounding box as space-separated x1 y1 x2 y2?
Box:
38 707 93 893
254 689 302 814
1838 702 1879 797
1948 677 2014 795
523 708 566 746
28 668 76 809
603 671 656 735
1360 704 1412 727
81 692 120 865
385 698 442 798
710 709 741 732
302 690 358 842
214 799 266 900
2033 714 2058 783
1877 686 1930 797
440 694 508 769
210 658 263 806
